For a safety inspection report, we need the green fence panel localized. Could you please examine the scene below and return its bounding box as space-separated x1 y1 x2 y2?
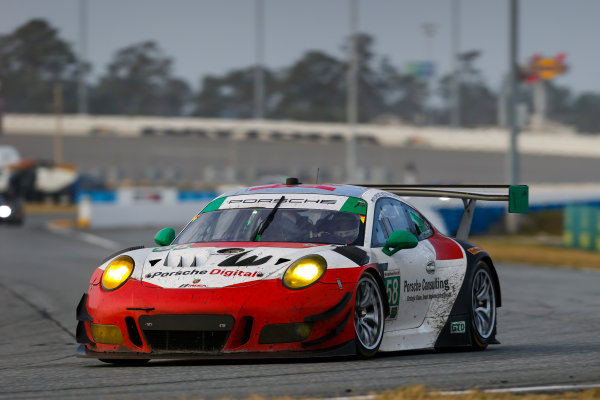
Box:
564 205 599 251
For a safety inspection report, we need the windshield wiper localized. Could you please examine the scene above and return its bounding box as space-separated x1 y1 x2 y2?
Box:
252 196 285 241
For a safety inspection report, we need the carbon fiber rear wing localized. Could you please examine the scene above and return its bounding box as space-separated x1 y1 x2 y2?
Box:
359 184 529 240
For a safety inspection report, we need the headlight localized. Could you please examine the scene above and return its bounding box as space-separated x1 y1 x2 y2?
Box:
283 255 327 289
101 256 134 291
0 205 11 218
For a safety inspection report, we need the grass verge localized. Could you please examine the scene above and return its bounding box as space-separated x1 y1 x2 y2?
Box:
471 236 600 270
374 385 600 399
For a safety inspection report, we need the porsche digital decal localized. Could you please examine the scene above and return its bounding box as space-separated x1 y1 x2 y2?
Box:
209 268 263 278
404 277 451 302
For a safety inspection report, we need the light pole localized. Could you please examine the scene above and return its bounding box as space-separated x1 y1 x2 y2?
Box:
507 0 520 233
346 0 358 182
507 0 519 187
77 0 88 114
421 23 437 125
254 0 265 119
450 0 461 127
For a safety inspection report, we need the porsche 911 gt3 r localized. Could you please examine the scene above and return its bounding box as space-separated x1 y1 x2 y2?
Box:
76 180 528 363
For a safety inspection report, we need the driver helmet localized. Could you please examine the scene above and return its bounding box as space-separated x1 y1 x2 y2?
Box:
332 213 359 241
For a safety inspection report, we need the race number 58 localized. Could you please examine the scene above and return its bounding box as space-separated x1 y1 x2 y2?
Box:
385 276 400 307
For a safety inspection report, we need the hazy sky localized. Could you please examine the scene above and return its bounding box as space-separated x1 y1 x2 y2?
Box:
2 0 598 93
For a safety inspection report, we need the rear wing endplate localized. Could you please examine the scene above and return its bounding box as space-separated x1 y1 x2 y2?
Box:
359 184 529 240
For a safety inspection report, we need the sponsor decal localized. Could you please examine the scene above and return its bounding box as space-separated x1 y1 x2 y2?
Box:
384 270 401 308
152 244 193 253
178 283 207 288
451 321 466 334
219 194 345 211
217 248 245 254
145 270 207 279
227 198 337 205
404 277 452 302
370 192 402 202
218 251 272 267
467 246 484 255
209 268 263 278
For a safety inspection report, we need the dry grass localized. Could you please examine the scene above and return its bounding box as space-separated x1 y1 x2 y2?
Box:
24 203 77 214
471 236 600 270
193 386 600 400
375 385 600 400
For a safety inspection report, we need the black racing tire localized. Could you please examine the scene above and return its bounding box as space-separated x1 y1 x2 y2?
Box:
99 358 150 366
354 273 385 357
469 260 497 351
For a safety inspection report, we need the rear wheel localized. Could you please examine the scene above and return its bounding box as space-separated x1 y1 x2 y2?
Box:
354 273 385 357
470 261 497 350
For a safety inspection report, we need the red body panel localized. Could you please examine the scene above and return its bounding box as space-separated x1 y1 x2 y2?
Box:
83 267 362 356
428 233 464 260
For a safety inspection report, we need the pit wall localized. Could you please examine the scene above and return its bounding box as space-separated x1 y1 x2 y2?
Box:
77 187 217 228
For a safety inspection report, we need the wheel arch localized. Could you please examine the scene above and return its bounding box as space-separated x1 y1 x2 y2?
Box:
434 240 501 349
362 265 391 318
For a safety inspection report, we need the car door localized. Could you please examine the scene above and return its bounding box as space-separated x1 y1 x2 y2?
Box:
370 198 436 331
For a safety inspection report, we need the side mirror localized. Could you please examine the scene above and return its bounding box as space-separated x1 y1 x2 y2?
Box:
382 230 418 256
154 228 175 246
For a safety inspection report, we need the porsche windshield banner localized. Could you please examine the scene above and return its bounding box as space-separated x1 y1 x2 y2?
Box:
218 194 347 211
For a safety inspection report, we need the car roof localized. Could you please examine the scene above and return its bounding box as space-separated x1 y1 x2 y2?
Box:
221 183 371 199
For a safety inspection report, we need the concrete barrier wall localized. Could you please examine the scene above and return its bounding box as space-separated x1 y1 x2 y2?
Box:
5 113 600 157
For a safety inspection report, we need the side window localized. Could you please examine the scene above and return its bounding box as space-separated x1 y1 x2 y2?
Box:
405 205 433 240
371 198 412 247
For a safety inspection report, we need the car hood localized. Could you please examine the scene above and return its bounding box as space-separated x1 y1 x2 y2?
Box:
138 242 333 289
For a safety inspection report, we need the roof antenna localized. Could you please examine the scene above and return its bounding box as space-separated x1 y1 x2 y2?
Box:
315 168 320 184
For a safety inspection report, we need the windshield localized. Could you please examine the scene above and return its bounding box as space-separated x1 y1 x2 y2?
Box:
174 208 365 246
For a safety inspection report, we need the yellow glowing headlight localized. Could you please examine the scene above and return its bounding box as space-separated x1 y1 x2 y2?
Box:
101 255 134 291
283 255 327 289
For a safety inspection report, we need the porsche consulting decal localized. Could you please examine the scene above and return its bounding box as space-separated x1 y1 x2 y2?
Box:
404 277 451 302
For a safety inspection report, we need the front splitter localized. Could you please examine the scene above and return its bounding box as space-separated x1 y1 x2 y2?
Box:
76 341 356 361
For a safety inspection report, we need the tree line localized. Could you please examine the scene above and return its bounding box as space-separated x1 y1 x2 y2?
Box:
1 19 599 132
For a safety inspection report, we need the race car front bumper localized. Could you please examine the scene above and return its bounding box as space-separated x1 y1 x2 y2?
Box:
76 274 358 359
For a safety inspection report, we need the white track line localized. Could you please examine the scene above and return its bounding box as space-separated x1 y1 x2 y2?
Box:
46 223 122 251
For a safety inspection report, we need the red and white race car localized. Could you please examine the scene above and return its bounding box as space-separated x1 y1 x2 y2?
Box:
76 180 528 364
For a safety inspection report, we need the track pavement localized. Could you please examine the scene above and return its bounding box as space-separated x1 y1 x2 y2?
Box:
0 217 598 399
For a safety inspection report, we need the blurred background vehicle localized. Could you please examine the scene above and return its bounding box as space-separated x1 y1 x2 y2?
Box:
0 191 24 225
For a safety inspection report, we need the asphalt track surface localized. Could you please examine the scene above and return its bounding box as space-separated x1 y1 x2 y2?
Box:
1 215 599 400
3 134 600 184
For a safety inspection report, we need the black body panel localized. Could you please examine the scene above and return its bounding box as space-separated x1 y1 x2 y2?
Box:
434 240 501 349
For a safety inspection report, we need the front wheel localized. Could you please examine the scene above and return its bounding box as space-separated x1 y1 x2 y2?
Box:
354 273 385 357
469 261 497 350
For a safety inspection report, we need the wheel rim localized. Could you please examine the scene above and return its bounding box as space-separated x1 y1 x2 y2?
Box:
354 277 384 350
471 268 496 339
